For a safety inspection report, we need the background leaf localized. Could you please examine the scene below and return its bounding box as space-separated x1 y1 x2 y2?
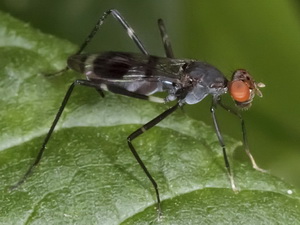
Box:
0 4 300 225
1 0 299 189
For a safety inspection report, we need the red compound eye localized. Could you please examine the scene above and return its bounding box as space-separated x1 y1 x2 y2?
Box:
229 81 250 102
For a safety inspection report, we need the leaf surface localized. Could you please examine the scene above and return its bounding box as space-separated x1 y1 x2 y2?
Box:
0 11 299 225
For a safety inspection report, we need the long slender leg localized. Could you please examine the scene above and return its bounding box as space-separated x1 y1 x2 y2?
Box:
217 100 266 172
44 68 69 77
95 88 105 98
76 9 148 55
158 19 174 58
81 9 151 101
46 9 149 77
127 103 180 215
210 103 237 192
11 80 102 189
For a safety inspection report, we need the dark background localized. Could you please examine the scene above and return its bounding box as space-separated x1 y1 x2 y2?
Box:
1 0 300 188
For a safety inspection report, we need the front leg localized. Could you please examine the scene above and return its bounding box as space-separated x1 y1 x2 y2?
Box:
217 99 266 173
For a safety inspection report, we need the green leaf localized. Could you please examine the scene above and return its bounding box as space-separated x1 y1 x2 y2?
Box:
0 11 299 225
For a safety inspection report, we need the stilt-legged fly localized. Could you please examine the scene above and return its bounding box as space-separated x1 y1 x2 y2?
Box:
12 9 265 215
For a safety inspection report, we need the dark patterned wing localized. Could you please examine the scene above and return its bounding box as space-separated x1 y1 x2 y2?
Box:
68 51 191 95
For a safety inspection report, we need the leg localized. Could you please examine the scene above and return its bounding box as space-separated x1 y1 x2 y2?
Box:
46 9 149 77
127 103 180 215
76 9 148 55
210 102 237 192
44 68 69 77
95 87 105 98
217 100 266 172
11 79 102 190
158 19 174 58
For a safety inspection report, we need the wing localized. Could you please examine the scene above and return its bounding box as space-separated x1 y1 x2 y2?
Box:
67 51 192 95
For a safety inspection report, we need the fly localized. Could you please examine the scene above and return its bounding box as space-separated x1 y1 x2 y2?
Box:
11 9 265 216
